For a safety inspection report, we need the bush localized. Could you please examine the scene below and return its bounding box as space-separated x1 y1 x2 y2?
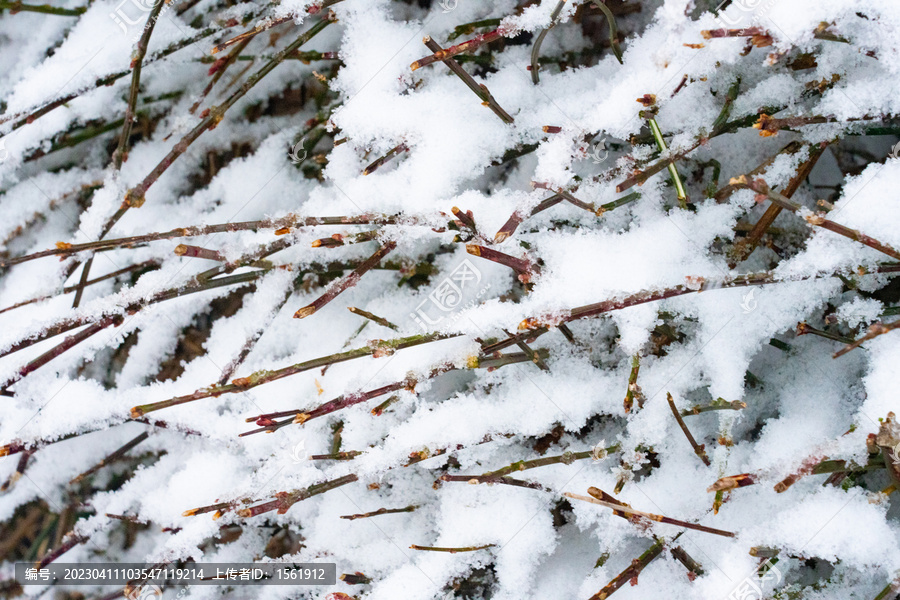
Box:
1 1 899 599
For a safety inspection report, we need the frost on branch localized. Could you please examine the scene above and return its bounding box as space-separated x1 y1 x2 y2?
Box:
1 0 900 599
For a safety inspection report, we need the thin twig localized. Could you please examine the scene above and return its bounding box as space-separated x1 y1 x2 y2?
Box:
666 393 711 466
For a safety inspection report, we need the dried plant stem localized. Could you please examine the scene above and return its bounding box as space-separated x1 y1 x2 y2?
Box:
588 537 668 600
1 315 122 390
496 264 900 354
708 455 886 493
68 432 150 485
466 244 534 279
494 193 563 242
340 505 419 520
130 332 457 417
0 1 85 15
347 306 398 330
294 241 396 318
670 546 704 577
0 260 157 315
2 25 232 132
439 473 549 492
1 269 269 360
588 0 625 64
530 1 567 84
796 321 855 345
37 533 88 568
566 490 735 537
666 393 711 466
72 0 166 309
211 15 293 54
740 177 900 261
680 398 746 416
100 16 335 248
422 37 514 124
732 142 828 263
363 143 408 175
185 474 358 519
0 214 417 268
191 37 253 114
409 544 494 553
834 319 900 358
623 354 641 413
310 451 362 460
482 444 618 478
411 28 507 70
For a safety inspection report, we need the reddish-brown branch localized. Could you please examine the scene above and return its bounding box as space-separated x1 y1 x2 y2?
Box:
69 431 150 485
466 244 536 281
421 36 514 124
130 331 456 417
340 505 418 520
294 241 396 318
667 393 711 466
834 319 900 358
411 28 509 70
494 193 563 242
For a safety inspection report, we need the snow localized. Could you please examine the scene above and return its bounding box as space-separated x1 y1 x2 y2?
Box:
1 0 900 599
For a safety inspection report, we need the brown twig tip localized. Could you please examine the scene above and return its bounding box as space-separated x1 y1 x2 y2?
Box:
294 305 317 319
465 244 481 257
130 406 145 418
707 473 756 492
181 508 199 517
408 544 495 553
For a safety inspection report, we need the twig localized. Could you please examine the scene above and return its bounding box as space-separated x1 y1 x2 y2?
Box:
588 537 667 600
731 142 828 263
796 321 855 345
409 544 494 553
680 398 746 416
294 241 396 318
482 444 618 478
737 176 900 261
363 143 408 175
0 1 85 16
566 489 735 537
834 319 900 358
623 354 642 413
666 393 711 466
588 0 624 64
411 28 509 70
421 36 514 124
340 505 418 520
131 332 457 417
466 244 535 281
530 1 567 84
347 307 398 330
68 432 150 485
494 193 563 242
